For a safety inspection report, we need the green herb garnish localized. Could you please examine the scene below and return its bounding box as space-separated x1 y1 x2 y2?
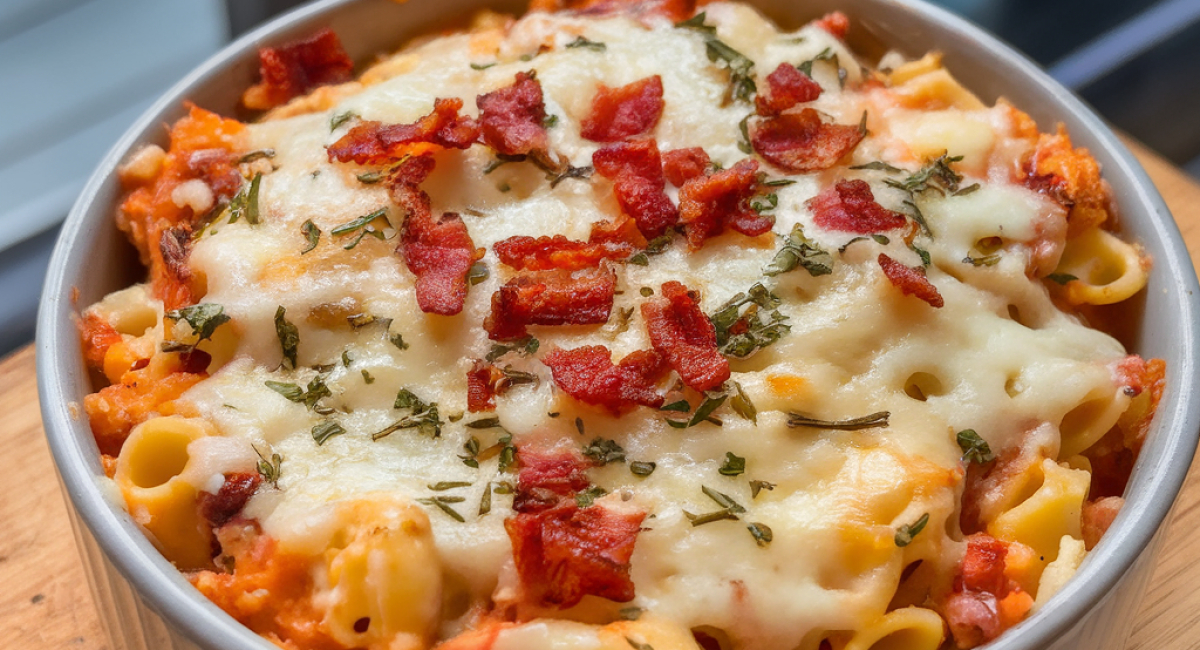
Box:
301 219 320 254
786 411 890 430
565 35 606 51
956 429 995 464
274 306 299 370
312 421 346 445
582 437 626 465
718 452 746 476
895 513 930 547
764 224 832 277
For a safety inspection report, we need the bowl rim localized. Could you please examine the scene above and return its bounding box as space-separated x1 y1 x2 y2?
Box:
36 0 1200 648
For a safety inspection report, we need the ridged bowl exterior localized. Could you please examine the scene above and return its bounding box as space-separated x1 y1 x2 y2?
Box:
36 0 1200 649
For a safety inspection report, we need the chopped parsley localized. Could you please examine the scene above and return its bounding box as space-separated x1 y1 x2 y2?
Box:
709 284 791 358
895 513 930 547
627 233 673 266
749 479 776 498
746 522 773 547
575 485 608 508
675 13 756 103
163 303 230 351
565 35 607 51
764 224 832 277
838 234 890 254
373 388 443 439
274 306 299 370
300 219 320 254
253 446 282 488
665 390 726 429
468 262 489 286
227 173 262 225
798 47 846 88
957 429 995 464
470 61 497 70
418 496 465 522
718 452 746 476
330 110 358 131
265 374 331 410
582 437 626 465
786 411 890 430
238 149 275 164
486 336 539 362
549 164 594 188
331 208 391 250
1047 273 1078 285
630 461 657 476
312 421 346 446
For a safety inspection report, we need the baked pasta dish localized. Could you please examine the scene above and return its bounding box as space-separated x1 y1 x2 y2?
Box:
77 0 1165 648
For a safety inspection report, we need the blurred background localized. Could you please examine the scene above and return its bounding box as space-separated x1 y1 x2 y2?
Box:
1 0 1198 357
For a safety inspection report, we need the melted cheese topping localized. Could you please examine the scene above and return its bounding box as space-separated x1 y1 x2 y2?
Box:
150 4 1133 648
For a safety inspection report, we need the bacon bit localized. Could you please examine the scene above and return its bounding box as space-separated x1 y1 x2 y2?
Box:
662 147 711 187
467 359 504 412
1021 125 1109 236
641 281 729 392
749 108 864 173
808 179 907 233
588 214 649 249
155 226 196 311
493 233 636 271
199 472 263 527
677 158 771 250
80 313 123 371
755 63 822 117
944 534 1031 649
186 148 244 200
512 446 593 513
528 0 694 23
478 71 554 165
1081 496 1123 550
592 139 679 239
385 154 483 316
401 211 484 316
505 501 645 608
484 267 617 340
326 98 479 165
878 253 944 308
543 346 666 413
812 11 850 39
581 76 665 143
243 28 354 111
960 534 1008 595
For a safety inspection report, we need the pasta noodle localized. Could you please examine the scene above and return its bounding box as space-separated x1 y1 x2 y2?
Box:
77 1 1164 649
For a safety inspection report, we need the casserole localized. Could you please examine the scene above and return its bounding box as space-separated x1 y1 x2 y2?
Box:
37 0 1200 648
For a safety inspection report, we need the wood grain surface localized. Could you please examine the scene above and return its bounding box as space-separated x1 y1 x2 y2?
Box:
4 139 1200 650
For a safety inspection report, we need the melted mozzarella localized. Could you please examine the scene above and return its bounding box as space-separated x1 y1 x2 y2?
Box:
178 4 1130 648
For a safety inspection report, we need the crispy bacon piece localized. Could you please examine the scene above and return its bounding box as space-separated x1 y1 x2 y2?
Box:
199 472 263 527
493 232 636 271
385 155 483 316
467 359 504 412
513 446 593 513
755 63 822 117
401 210 483 316
156 226 196 311
478 71 553 164
505 501 646 608
485 267 616 340
529 0 693 23
244 28 354 111
80 313 123 371
808 179 907 233
326 98 480 165
677 158 772 250
1022 125 1109 236
592 139 679 239
749 108 864 173
581 76 665 142
641 281 729 391
662 147 711 187
878 253 944 308
812 11 850 39
944 534 1033 649
543 346 666 413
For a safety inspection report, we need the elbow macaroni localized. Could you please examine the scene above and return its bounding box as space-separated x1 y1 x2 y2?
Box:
81 2 1161 650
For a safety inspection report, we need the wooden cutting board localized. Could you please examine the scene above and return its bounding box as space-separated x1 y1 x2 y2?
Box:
5 140 1200 650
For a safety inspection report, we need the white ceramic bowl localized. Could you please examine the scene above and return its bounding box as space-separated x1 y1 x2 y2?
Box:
36 0 1200 648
